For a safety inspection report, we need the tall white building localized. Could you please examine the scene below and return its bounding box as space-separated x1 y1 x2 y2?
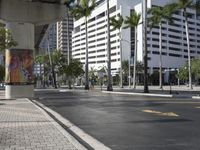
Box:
72 0 137 75
72 0 200 79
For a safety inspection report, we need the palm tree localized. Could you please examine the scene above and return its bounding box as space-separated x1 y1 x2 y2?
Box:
106 0 113 91
110 14 124 88
63 59 84 89
35 54 49 87
148 4 175 90
168 0 200 89
35 55 44 87
0 23 17 51
124 11 141 89
143 0 149 93
64 0 77 89
71 0 95 90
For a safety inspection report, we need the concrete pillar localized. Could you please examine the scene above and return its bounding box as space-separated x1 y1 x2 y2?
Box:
5 22 34 99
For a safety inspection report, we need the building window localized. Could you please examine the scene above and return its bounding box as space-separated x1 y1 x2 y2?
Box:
109 6 116 14
97 12 105 19
74 26 80 33
169 53 181 57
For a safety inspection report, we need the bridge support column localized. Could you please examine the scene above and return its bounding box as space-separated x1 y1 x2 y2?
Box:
5 22 34 99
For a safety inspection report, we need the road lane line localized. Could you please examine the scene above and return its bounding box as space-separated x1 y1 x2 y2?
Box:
154 102 200 104
142 109 179 117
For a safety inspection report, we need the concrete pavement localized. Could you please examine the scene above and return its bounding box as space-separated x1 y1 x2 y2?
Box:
112 85 200 91
0 91 86 150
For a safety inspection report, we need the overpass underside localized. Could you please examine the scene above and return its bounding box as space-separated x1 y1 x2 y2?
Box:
0 0 66 98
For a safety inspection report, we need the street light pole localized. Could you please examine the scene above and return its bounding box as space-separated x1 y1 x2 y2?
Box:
133 26 138 89
177 68 180 87
107 0 113 91
143 0 149 93
121 39 131 88
128 55 131 88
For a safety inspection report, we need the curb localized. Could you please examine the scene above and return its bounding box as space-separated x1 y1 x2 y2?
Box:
192 96 200 99
32 99 111 150
102 91 173 98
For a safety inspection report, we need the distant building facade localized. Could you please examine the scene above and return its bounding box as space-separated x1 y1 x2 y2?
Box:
71 0 200 83
39 23 57 53
57 16 74 60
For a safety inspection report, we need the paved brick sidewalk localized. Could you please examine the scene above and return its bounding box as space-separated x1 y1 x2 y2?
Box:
0 96 86 150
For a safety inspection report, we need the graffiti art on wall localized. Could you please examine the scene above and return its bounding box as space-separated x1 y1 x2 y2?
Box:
5 49 34 85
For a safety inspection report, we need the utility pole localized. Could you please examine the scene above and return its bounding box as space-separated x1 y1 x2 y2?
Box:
107 0 113 91
143 0 149 93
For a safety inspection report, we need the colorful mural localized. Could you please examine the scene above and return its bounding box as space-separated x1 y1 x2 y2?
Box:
5 49 34 85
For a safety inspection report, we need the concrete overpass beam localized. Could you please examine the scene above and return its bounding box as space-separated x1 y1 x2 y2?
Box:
0 0 66 25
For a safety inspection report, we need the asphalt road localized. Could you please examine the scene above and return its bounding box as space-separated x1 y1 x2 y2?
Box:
35 89 200 150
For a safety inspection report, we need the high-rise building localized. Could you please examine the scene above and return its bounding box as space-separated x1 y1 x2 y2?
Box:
72 0 140 75
72 0 200 81
39 23 57 54
57 16 74 59
37 23 57 77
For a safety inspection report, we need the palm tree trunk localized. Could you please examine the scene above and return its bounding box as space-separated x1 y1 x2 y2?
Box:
184 8 192 90
85 17 89 90
67 8 70 65
133 26 137 89
119 30 123 88
159 22 163 89
107 0 113 91
66 8 72 89
68 77 72 89
52 65 57 89
143 0 149 93
40 63 42 88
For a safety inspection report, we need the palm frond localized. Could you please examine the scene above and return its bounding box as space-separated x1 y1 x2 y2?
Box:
70 5 85 19
147 3 177 28
110 14 124 30
70 0 96 19
64 0 76 8
123 11 141 29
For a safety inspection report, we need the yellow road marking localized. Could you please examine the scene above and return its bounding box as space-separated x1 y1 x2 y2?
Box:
195 107 200 108
142 109 179 117
154 102 200 104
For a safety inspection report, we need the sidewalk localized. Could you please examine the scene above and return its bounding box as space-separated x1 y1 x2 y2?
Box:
103 86 200 98
71 85 200 98
0 92 86 150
